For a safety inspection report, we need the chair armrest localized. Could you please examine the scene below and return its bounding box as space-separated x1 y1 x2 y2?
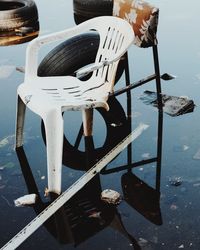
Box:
76 57 123 79
24 22 94 81
76 61 106 78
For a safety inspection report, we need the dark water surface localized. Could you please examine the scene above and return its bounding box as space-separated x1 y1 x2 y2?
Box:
0 0 200 249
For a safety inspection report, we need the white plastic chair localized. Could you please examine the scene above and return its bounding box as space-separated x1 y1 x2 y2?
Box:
15 16 134 194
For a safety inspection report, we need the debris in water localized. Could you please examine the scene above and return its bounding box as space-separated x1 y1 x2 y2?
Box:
0 135 15 151
44 188 49 197
170 204 178 210
41 176 45 180
138 237 148 247
169 177 182 186
193 183 200 187
0 137 10 148
2 162 15 169
183 145 189 151
193 148 200 160
88 211 101 219
140 91 195 116
161 73 176 81
16 66 25 73
132 111 141 118
14 194 37 207
110 122 123 127
141 152 150 159
174 145 190 152
101 189 121 205
178 244 184 249
0 65 15 79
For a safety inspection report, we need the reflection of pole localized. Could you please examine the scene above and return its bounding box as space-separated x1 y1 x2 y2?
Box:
74 123 83 149
152 45 162 107
124 52 132 168
101 101 163 193
82 109 95 169
156 103 163 191
16 147 40 198
110 211 141 250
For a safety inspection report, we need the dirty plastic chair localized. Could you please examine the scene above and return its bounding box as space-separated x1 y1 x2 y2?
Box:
15 16 134 194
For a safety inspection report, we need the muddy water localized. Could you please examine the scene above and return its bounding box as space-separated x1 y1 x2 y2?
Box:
0 0 200 249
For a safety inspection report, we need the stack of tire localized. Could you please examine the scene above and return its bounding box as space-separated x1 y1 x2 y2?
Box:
73 0 113 25
0 0 39 38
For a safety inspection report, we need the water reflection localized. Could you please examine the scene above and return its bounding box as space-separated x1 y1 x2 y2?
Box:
15 89 163 249
102 92 163 226
16 147 141 249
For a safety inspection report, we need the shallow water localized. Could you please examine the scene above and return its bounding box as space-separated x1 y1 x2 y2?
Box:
0 0 200 249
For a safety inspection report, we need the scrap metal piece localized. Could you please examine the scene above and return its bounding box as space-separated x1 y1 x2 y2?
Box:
140 91 195 116
161 73 176 81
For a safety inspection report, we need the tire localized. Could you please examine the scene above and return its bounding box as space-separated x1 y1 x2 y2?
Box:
38 32 125 83
0 0 38 31
38 32 100 79
73 0 113 25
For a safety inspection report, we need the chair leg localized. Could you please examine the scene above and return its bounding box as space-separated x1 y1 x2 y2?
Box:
43 110 64 195
82 109 93 137
15 95 26 148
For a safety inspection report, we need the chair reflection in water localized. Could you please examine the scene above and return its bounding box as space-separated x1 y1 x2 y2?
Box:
14 74 163 250
15 16 134 194
16 147 141 249
16 93 163 248
102 97 163 226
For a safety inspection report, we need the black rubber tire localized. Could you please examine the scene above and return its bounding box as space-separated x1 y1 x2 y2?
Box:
0 0 38 31
38 32 125 83
73 0 113 24
38 32 100 79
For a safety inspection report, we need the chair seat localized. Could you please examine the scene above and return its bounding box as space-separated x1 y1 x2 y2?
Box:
18 75 110 114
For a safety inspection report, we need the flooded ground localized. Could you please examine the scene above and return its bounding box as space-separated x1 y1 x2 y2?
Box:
0 0 200 249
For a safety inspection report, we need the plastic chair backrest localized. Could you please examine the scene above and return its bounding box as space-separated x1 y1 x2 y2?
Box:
24 16 133 85
91 17 133 85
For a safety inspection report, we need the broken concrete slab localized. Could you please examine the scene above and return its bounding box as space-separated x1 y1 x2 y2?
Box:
14 194 37 207
101 189 121 205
